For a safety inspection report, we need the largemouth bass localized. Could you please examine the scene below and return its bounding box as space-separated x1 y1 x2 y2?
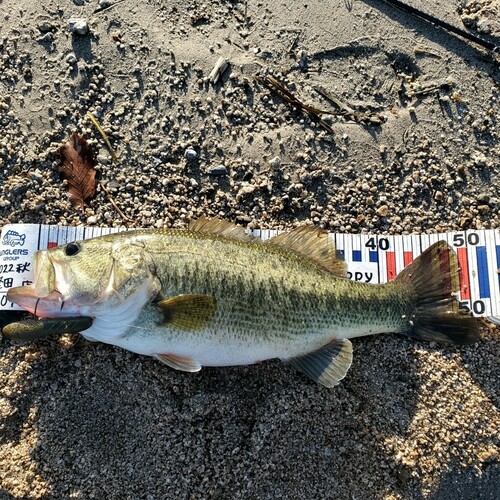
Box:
6 218 478 387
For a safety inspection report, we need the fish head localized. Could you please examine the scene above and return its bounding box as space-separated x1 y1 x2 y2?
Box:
7 236 160 318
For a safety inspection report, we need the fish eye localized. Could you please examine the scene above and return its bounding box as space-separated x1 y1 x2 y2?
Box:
65 242 81 256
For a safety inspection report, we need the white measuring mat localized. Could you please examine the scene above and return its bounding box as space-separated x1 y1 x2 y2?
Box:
1 224 499 323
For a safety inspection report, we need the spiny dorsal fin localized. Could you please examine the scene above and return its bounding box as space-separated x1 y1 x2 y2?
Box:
188 217 255 242
287 339 353 388
155 353 201 372
265 226 347 278
157 294 217 331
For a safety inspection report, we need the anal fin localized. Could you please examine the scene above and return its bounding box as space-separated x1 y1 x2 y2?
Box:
155 353 202 372
288 339 353 388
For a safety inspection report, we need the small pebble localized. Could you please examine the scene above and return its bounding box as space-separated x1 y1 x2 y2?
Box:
184 148 198 160
67 18 89 36
207 165 227 176
376 205 389 217
65 53 77 65
477 192 490 204
269 156 281 168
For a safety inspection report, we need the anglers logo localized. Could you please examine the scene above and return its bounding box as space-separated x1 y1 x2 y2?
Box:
2 230 26 247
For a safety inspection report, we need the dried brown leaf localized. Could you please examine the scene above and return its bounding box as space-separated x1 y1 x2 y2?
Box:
59 132 96 210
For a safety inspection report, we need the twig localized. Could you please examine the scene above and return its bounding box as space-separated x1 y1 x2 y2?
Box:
287 32 301 54
314 86 385 125
254 74 335 133
93 0 127 15
414 46 442 58
86 112 119 162
375 0 498 55
98 181 130 222
404 80 453 98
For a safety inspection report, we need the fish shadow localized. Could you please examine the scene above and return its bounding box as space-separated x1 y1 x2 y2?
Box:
461 321 500 409
0 489 17 499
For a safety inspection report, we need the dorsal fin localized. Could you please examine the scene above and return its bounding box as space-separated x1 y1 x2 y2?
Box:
188 217 255 242
265 225 347 278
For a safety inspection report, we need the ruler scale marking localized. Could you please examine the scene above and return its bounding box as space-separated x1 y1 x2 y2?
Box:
486 231 499 317
496 244 500 298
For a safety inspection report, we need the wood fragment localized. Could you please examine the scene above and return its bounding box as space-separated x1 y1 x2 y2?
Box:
209 57 229 84
314 86 386 125
98 181 130 222
451 91 467 104
86 112 119 162
59 132 97 211
414 46 442 58
404 80 453 98
111 32 124 43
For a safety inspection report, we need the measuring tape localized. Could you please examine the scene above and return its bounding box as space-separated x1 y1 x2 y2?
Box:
1 224 499 322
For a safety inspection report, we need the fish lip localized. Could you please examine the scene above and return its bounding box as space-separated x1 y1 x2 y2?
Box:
7 286 65 318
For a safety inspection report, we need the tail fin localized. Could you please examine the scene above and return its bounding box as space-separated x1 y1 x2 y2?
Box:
395 241 479 344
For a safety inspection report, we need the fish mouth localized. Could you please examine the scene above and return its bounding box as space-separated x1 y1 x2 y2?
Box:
6 250 72 318
6 286 65 318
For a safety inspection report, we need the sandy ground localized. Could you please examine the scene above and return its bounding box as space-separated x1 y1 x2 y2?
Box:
0 0 499 498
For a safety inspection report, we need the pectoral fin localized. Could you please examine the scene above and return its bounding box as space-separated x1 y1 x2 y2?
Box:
157 294 217 330
155 353 202 372
288 339 353 388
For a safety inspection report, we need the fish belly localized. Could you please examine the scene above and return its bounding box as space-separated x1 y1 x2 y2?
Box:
113 325 329 366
